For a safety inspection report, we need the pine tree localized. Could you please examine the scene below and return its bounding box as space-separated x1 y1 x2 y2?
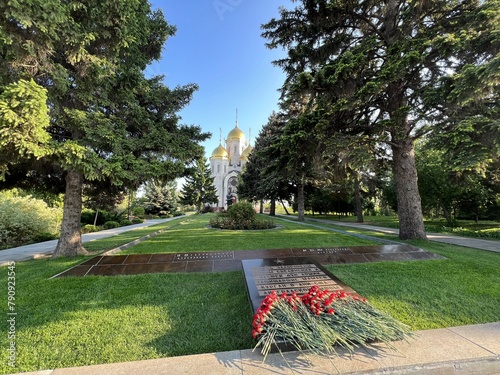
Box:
239 112 294 216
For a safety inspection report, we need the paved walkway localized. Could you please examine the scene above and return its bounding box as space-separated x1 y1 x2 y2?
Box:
288 216 500 253
0 217 179 266
13 322 500 375
2 215 497 266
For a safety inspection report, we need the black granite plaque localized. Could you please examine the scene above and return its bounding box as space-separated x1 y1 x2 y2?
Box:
242 257 356 314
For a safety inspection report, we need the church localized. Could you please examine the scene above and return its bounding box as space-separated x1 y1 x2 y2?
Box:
210 118 253 210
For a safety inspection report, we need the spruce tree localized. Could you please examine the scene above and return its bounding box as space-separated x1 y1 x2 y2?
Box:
0 1 209 256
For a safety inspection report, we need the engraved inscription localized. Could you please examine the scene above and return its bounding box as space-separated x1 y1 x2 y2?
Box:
250 263 342 297
242 258 356 314
173 252 234 261
300 247 350 254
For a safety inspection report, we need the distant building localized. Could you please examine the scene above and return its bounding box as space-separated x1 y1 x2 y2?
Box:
210 118 253 210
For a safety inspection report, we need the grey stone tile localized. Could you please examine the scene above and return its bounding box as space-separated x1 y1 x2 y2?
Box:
448 322 500 355
240 347 383 374
50 351 242 375
370 328 494 369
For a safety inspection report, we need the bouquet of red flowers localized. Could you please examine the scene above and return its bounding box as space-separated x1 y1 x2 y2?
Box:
252 286 412 359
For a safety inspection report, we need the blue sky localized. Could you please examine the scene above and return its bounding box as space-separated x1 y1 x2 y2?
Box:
147 1 292 158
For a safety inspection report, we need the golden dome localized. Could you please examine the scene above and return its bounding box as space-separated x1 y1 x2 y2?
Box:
211 144 228 158
227 125 245 141
240 144 253 160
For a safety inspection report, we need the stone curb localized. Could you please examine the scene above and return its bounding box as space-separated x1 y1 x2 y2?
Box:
352 356 500 374
8 350 500 375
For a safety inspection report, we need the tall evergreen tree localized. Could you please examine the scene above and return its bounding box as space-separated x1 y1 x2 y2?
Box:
0 1 209 257
144 179 178 217
239 112 294 216
278 110 321 221
180 157 218 214
262 0 500 239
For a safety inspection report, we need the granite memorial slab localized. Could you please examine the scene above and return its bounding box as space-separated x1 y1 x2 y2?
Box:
53 245 444 278
241 257 356 314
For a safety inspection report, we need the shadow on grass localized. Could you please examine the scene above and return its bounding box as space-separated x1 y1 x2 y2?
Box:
0 260 255 373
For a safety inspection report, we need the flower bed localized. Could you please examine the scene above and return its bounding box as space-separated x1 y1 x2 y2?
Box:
252 286 412 359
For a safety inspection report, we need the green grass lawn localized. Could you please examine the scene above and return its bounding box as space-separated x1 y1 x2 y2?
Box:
82 220 181 253
119 214 375 254
303 213 500 239
0 214 499 374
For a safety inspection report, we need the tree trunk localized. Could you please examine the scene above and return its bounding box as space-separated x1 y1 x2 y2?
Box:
353 172 364 223
259 199 264 214
52 169 88 258
280 199 290 215
441 201 453 226
391 139 427 240
269 197 276 216
297 182 305 221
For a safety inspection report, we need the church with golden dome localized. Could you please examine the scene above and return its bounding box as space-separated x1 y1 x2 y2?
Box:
210 118 253 210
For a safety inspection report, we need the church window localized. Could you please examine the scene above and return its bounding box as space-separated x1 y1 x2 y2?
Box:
217 164 220 173
234 145 237 154
224 165 226 173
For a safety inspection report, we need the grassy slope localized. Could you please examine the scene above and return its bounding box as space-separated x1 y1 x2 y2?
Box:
0 214 498 374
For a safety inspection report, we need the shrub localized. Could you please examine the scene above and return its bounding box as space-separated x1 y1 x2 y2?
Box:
80 209 113 226
81 224 100 234
132 206 145 216
103 221 120 229
119 219 133 226
227 202 255 221
0 192 62 248
131 218 144 224
210 202 275 230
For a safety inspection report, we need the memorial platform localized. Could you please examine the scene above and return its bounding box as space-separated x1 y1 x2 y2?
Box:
52 244 444 278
